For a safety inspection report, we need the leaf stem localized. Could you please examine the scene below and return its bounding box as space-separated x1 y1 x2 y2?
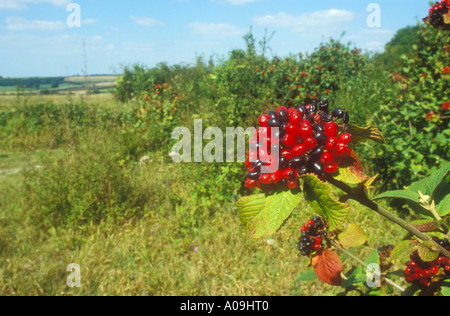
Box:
328 178 450 259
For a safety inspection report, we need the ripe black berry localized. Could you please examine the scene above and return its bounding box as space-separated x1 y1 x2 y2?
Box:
332 108 344 119
298 217 329 257
319 99 329 112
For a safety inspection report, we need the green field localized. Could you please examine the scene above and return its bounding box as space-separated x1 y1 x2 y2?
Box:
0 75 118 95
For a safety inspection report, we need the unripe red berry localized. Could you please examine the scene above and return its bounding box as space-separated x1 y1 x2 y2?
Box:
287 179 300 190
298 121 313 139
285 123 297 135
338 133 352 144
320 152 335 165
260 173 272 185
289 112 302 125
324 122 338 138
291 144 307 157
431 266 439 274
283 168 296 180
324 163 339 174
259 115 271 127
281 149 293 160
283 133 297 148
325 137 337 151
304 137 318 150
245 178 259 189
271 170 284 183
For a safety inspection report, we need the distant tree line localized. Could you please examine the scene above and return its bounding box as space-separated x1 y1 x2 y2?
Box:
0 77 65 89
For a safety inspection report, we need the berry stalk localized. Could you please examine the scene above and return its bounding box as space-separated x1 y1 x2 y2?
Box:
327 177 450 260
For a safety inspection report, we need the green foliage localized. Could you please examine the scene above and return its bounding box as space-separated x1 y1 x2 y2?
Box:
367 25 450 191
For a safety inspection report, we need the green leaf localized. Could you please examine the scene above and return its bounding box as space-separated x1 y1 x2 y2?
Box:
333 151 367 185
434 181 450 217
347 124 386 144
373 189 419 203
237 190 300 239
338 224 367 249
342 266 367 288
418 241 440 262
294 268 318 282
440 280 450 296
365 248 380 266
409 162 450 197
390 240 419 262
302 174 350 231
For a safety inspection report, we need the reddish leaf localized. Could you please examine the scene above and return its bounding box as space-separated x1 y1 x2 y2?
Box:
334 150 367 184
312 249 343 286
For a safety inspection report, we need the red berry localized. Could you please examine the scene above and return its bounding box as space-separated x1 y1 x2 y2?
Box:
412 273 421 281
281 149 293 160
404 267 412 275
335 143 349 156
304 137 317 150
283 133 297 148
298 121 313 139
260 173 272 185
320 152 334 165
308 220 314 226
437 256 446 265
338 133 352 144
431 266 439 274
324 163 339 174
287 179 300 190
422 269 432 277
405 276 414 284
291 144 307 157
445 265 450 272
313 243 321 250
245 178 259 189
315 237 322 244
259 115 271 127
324 122 338 138
283 168 296 180
407 261 417 268
289 112 302 125
325 137 337 151
271 170 283 183
285 123 298 135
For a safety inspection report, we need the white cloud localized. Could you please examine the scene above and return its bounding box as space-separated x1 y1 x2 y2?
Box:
0 0 71 10
188 22 246 37
253 9 355 36
344 29 395 52
5 16 65 30
130 16 163 26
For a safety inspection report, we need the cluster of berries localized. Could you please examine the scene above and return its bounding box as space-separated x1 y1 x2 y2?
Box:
423 0 449 28
245 99 353 193
298 217 329 257
404 239 450 295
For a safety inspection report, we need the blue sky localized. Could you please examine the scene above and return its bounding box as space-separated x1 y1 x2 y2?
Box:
0 0 431 78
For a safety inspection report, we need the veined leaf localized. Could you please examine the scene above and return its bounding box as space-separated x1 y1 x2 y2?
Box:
237 190 301 239
347 124 386 144
333 150 367 184
409 162 450 197
338 224 367 249
312 249 343 286
302 174 350 231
